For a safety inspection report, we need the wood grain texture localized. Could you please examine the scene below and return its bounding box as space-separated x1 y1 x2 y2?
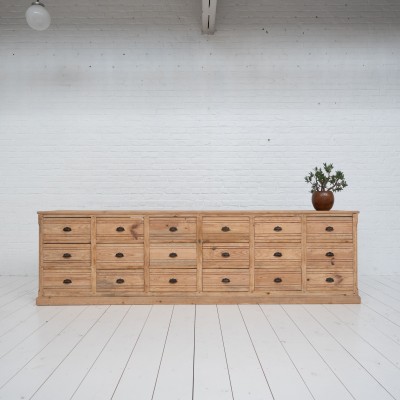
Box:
96 270 145 292
96 244 144 267
255 271 302 291
96 217 144 244
150 243 197 267
42 217 91 244
37 210 360 305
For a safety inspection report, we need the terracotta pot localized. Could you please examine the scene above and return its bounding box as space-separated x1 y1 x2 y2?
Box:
312 191 334 211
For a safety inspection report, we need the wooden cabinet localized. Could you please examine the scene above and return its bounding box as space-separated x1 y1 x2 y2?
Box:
37 210 360 305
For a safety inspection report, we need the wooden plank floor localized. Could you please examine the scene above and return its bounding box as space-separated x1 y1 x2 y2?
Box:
1 276 400 400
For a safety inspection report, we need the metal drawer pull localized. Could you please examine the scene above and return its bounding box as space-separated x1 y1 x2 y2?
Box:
115 253 124 258
221 226 230 232
326 226 334 232
326 277 335 283
169 252 178 258
116 278 125 284
274 277 282 283
274 252 282 257
63 253 72 259
221 278 230 283
326 252 334 257
274 226 282 232
169 226 178 232
116 226 125 232
221 252 230 258
63 226 72 232
169 278 178 284
63 279 72 285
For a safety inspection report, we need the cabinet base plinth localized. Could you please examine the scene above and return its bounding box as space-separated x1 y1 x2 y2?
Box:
36 293 361 305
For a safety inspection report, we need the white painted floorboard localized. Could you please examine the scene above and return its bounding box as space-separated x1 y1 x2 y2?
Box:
0 276 400 400
193 305 232 400
217 305 273 400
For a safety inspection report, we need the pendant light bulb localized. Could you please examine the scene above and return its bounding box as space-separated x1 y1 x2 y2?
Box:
25 1 51 31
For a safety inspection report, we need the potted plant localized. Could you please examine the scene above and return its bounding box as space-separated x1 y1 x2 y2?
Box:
305 163 348 211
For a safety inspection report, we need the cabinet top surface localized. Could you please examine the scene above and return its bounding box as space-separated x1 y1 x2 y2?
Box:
38 210 359 216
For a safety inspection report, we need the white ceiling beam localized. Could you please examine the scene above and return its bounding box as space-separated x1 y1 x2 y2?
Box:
202 0 217 34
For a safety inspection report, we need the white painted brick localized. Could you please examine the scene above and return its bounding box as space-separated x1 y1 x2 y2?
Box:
0 0 399 276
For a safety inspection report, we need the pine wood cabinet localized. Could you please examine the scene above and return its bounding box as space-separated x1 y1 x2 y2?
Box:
37 210 360 305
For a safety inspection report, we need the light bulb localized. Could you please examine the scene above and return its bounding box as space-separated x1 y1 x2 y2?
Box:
25 1 51 31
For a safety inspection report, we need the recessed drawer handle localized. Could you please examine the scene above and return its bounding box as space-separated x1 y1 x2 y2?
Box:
116 226 125 232
274 252 282 257
274 226 282 232
115 253 124 258
169 252 178 258
63 226 72 232
221 252 230 258
169 278 178 284
221 226 230 232
326 277 335 283
116 278 125 284
326 226 334 232
326 252 334 257
63 279 72 285
221 278 230 283
169 226 178 232
274 277 282 283
63 253 72 259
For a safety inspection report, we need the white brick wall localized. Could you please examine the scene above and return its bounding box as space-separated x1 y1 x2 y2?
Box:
0 0 399 275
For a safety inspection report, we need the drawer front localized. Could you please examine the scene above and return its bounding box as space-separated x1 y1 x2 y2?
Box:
202 218 249 242
255 218 302 235
42 218 91 243
149 269 197 292
96 218 144 243
150 218 197 241
150 243 197 267
203 243 249 267
42 244 91 264
203 269 249 292
96 244 144 267
255 217 302 243
307 217 353 242
306 272 354 291
255 245 301 265
255 271 302 291
96 270 144 292
43 272 91 289
307 246 353 260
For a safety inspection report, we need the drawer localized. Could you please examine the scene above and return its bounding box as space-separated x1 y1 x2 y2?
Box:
255 245 301 268
307 217 353 242
150 218 197 241
306 272 354 291
203 269 249 292
203 243 249 268
96 270 144 292
96 244 144 267
202 217 249 242
149 269 197 292
42 218 91 243
42 244 91 266
307 245 353 260
42 271 91 289
150 243 197 267
255 217 302 243
96 217 144 243
255 271 302 291
306 244 353 270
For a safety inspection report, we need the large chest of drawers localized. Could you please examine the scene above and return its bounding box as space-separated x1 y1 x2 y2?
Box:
37 210 360 305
